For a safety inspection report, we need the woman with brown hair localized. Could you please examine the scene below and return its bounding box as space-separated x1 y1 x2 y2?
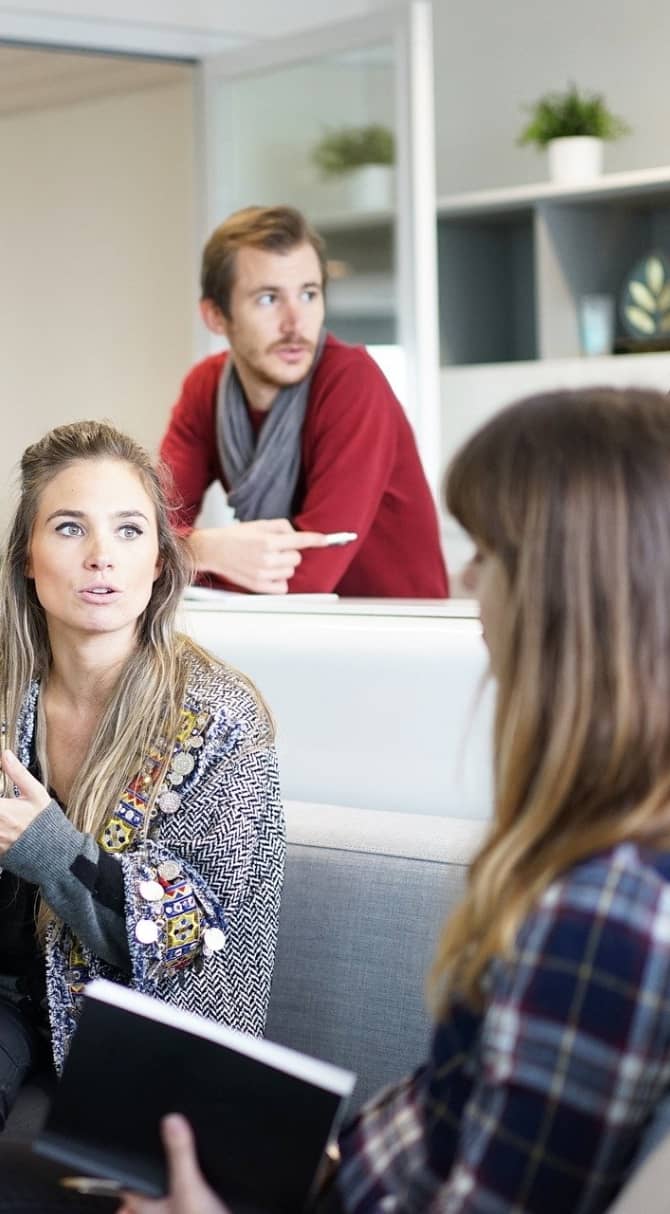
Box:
117 386 670 1213
0 420 284 1131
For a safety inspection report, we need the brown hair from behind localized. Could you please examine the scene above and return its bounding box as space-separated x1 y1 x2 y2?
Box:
430 386 670 1013
200 204 328 317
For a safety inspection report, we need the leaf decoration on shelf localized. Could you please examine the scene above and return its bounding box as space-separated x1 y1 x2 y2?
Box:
620 251 670 340
647 256 664 295
629 281 656 311
625 305 655 335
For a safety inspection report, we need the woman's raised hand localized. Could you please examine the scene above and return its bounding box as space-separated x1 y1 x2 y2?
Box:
117 1115 230 1214
0 749 51 855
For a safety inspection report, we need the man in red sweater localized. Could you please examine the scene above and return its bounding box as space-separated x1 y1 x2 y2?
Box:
160 205 448 597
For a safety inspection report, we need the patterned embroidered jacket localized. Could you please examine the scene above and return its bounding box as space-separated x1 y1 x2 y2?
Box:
2 645 285 1072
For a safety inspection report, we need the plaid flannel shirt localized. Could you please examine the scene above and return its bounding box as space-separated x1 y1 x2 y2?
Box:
336 842 670 1214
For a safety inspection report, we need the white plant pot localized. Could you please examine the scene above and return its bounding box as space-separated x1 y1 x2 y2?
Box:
547 136 604 185
347 164 394 212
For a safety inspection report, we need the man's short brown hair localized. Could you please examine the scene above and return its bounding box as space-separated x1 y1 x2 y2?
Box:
200 205 328 317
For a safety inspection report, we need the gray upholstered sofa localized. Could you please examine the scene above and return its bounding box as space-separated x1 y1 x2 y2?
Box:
267 802 485 1108
7 801 668 1212
6 801 485 1138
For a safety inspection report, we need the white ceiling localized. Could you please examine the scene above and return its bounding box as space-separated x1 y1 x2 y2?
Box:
0 0 397 117
0 44 192 116
0 1 392 56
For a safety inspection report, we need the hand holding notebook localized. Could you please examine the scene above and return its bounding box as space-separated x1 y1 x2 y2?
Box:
35 980 355 1213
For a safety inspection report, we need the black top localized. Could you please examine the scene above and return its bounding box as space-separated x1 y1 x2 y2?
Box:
0 730 127 1021
0 870 42 979
0 738 54 1018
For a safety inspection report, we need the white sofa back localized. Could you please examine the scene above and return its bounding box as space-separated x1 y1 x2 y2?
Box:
181 600 493 819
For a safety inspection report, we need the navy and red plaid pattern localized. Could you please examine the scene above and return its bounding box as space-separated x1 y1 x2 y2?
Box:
337 843 670 1213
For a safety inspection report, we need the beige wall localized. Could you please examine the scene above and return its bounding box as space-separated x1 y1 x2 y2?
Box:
0 77 196 530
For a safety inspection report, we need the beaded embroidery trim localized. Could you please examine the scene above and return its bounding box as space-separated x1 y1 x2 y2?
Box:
65 705 214 996
99 707 211 854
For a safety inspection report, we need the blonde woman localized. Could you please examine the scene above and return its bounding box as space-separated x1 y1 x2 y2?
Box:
0 421 284 1130
113 386 670 1214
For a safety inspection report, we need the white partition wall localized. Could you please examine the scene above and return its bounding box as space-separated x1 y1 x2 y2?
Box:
181 600 494 819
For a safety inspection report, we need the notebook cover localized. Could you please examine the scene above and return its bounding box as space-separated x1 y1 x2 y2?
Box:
35 980 355 1212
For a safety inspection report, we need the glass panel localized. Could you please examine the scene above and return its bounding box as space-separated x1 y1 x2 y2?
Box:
209 45 398 352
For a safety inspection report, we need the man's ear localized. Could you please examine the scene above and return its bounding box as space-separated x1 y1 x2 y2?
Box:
200 298 229 339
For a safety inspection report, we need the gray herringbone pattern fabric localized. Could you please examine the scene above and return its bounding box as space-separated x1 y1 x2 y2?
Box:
15 645 285 1068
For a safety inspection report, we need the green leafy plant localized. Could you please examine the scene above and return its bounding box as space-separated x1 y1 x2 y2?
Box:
311 124 395 177
517 83 630 149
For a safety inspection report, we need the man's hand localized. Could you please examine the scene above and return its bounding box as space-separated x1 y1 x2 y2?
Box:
117 1115 230 1214
0 749 50 855
187 519 329 594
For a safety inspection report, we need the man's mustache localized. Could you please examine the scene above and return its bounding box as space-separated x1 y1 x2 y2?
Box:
268 337 313 351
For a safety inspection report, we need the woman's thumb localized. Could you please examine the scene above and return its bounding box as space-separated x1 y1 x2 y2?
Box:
1 749 47 804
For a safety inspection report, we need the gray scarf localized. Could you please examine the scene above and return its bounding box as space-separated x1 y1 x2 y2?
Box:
217 330 327 521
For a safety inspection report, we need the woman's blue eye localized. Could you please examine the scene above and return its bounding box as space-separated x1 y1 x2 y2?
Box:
54 521 143 539
257 292 276 306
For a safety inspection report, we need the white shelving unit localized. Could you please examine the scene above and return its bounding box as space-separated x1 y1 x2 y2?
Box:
437 165 670 216
437 166 670 366
435 167 670 573
315 166 670 364
311 166 670 576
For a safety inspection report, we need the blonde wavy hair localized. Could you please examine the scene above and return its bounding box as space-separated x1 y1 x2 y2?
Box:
0 421 202 937
430 387 670 1013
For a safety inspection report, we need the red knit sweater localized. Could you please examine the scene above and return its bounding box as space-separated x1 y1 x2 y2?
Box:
160 335 449 597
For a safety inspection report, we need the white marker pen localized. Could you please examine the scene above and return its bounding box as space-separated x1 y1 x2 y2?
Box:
324 531 358 547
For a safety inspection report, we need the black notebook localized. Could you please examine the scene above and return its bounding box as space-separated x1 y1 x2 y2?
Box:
34 979 356 1212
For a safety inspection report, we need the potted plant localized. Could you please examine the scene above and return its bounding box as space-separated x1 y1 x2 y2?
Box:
517 83 630 184
311 123 395 210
